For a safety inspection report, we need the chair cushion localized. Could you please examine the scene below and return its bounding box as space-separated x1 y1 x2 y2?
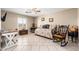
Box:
42 24 50 29
53 34 65 39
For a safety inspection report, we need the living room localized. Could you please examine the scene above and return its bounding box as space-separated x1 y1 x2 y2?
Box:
0 8 79 51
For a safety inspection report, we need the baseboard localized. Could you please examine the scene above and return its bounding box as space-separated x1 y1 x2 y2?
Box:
35 34 53 40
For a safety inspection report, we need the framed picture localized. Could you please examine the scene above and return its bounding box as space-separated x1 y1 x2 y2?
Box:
49 18 54 22
41 17 45 21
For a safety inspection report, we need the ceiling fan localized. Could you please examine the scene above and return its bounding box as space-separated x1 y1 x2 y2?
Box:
25 8 41 14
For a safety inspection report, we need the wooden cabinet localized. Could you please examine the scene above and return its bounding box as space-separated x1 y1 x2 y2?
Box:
19 30 28 35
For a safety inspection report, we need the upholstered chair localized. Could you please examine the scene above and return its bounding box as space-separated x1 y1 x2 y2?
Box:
68 25 78 42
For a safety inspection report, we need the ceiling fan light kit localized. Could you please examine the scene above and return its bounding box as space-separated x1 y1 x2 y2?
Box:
25 8 40 14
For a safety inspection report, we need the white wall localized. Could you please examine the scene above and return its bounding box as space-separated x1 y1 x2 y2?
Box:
1 10 18 30
0 9 1 50
33 17 38 27
1 10 34 32
78 9 79 44
27 16 33 32
78 9 79 27
37 8 77 27
1 8 78 31
0 9 1 30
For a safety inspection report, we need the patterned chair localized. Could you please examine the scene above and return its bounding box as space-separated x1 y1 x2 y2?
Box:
52 25 68 47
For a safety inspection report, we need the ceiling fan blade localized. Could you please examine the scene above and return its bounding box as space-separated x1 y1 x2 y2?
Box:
25 11 32 13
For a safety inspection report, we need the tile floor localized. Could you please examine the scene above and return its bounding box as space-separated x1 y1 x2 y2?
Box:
3 33 79 51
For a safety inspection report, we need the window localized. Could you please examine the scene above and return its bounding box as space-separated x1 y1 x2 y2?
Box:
17 17 27 30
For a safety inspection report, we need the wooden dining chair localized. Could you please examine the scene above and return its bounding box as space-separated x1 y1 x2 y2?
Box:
53 25 68 47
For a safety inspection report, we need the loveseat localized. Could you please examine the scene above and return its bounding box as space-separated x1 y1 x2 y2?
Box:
35 24 55 39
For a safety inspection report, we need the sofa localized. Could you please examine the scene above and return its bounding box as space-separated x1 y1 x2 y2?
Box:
35 24 55 39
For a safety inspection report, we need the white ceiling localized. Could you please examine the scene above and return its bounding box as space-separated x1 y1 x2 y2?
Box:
2 8 69 17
